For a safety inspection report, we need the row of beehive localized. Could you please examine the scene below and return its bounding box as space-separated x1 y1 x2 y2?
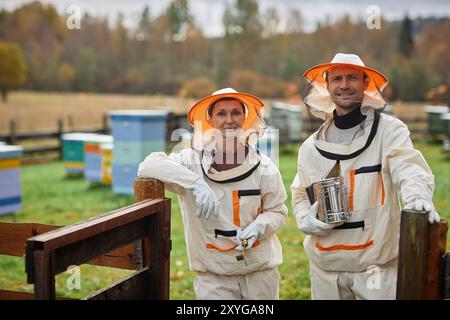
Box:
62 133 113 184
425 106 450 153
62 110 170 194
425 106 450 137
0 145 22 216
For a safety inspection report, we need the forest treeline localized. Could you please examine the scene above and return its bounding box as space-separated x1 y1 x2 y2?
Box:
0 0 449 102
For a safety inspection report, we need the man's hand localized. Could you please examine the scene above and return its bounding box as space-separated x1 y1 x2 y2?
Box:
298 202 343 236
404 199 440 224
192 179 220 219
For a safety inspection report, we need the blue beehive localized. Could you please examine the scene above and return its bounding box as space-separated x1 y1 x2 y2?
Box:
83 135 113 182
0 145 23 216
256 126 279 165
109 110 169 194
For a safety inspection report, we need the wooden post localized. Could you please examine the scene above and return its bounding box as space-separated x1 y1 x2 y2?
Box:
134 178 165 202
133 178 169 300
160 198 171 299
33 250 55 300
9 119 16 145
134 178 165 269
57 119 63 160
425 220 448 299
102 114 109 134
444 253 450 299
397 210 448 299
68 115 74 131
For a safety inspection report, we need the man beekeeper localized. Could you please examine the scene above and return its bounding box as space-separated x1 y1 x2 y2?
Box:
138 88 287 300
291 53 440 300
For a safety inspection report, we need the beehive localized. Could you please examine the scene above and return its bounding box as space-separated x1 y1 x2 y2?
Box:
0 145 23 216
109 110 169 194
425 106 449 136
100 143 113 185
84 135 113 182
256 126 279 165
269 102 304 143
61 133 100 174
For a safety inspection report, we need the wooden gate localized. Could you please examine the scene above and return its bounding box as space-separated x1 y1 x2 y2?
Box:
0 178 170 300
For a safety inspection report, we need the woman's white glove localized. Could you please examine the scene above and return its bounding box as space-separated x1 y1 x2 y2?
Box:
404 199 440 224
235 224 261 251
192 179 220 219
298 202 342 236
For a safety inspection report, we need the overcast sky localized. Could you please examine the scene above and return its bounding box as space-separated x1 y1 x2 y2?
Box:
2 0 450 35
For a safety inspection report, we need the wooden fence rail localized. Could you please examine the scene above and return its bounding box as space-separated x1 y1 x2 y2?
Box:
0 178 170 300
0 113 186 162
0 117 109 162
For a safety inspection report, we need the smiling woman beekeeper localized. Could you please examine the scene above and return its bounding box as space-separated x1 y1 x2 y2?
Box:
291 53 440 300
138 88 287 300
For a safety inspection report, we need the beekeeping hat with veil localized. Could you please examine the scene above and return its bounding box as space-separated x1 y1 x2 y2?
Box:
187 88 267 151
303 53 389 121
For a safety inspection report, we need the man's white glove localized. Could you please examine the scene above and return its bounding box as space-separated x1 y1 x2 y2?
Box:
404 199 440 224
235 224 261 251
192 179 220 219
298 202 342 236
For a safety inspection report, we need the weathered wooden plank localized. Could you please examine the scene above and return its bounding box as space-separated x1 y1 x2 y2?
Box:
0 222 139 273
25 200 163 279
134 178 165 202
0 289 75 300
444 253 450 299
134 178 165 269
30 219 148 280
83 267 150 300
146 199 172 300
0 222 59 256
26 199 164 250
134 178 170 300
0 289 35 300
396 210 430 299
33 250 55 300
425 220 448 299
161 198 171 299
87 244 140 270
23 178 169 300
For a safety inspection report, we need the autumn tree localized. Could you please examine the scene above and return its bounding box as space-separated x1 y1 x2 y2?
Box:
0 41 27 102
223 0 262 69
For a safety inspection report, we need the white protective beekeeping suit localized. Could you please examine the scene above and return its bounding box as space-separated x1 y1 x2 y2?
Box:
138 88 287 300
291 53 437 300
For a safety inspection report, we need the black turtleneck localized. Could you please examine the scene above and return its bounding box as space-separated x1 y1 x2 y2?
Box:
333 106 367 129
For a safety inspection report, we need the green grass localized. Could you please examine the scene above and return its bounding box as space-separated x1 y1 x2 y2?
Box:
0 141 449 299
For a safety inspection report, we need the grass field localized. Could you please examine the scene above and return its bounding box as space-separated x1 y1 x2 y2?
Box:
0 141 449 299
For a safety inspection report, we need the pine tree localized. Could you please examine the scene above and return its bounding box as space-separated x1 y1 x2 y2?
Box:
399 14 414 57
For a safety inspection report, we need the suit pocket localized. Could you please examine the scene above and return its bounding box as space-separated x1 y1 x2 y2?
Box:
238 189 262 226
349 165 385 211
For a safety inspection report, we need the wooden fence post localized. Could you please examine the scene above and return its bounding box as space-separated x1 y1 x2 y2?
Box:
8 119 16 145
396 209 448 299
425 219 448 299
102 114 109 134
33 250 55 300
68 115 74 131
57 118 63 160
134 178 164 202
133 178 170 300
